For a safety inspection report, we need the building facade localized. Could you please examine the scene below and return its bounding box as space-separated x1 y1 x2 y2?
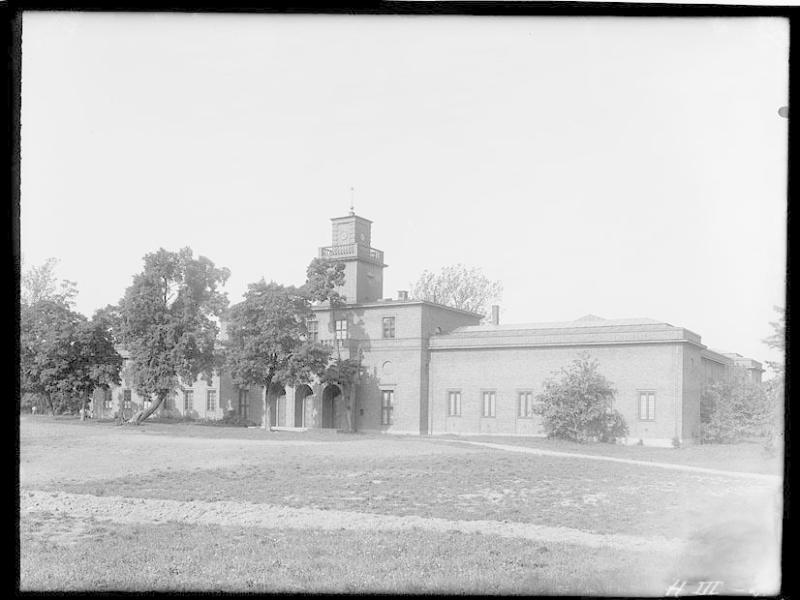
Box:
94 211 763 446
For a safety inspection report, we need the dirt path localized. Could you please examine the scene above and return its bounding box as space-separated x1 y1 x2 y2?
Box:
447 441 782 482
22 490 683 554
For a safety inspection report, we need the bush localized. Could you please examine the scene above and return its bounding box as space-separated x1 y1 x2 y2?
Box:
220 410 258 427
534 354 628 443
700 378 775 444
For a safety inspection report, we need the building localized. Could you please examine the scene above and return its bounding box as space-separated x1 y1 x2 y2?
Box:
94 211 763 446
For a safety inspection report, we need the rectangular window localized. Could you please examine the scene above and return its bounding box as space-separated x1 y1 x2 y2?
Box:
482 391 496 418
335 319 348 341
382 317 396 339
307 318 319 342
207 390 217 411
381 390 394 425
639 392 656 421
123 389 132 409
103 389 112 409
518 391 534 418
184 389 194 412
447 391 462 417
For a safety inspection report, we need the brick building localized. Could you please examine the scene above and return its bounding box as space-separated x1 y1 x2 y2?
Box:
94 211 763 446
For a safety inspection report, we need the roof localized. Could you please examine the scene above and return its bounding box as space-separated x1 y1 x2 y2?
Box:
431 314 703 350
448 314 673 335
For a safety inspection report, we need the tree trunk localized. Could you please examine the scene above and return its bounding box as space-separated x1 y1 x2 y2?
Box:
80 393 87 421
262 374 275 431
46 393 55 416
350 385 358 433
343 385 353 432
132 392 166 424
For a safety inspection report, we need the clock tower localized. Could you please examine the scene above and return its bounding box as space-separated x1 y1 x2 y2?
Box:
319 212 386 303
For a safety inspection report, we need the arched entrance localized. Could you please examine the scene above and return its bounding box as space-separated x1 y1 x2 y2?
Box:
321 384 341 429
295 384 312 427
267 383 285 428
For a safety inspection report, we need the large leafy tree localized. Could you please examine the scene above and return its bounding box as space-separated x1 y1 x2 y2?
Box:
411 264 502 320
760 306 786 452
320 357 362 431
304 258 361 430
763 305 785 377
534 354 628 443
700 376 772 444
120 248 230 424
304 258 346 355
21 257 78 307
224 280 331 430
21 299 121 415
68 316 123 420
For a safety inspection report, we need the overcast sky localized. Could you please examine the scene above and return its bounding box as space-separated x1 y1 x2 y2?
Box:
20 13 787 369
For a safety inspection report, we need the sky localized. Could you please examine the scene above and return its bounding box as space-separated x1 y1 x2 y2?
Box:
20 13 787 370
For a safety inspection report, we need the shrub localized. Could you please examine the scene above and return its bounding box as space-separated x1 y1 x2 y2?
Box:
700 377 775 444
534 354 628 443
220 410 257 427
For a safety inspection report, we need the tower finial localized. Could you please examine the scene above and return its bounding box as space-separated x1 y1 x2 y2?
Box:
349 187 355 216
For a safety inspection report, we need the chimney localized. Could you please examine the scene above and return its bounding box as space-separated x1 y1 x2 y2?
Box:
398 290 409 301
491 305 500 325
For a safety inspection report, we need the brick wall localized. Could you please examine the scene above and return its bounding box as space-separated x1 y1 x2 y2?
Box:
429 342 686 445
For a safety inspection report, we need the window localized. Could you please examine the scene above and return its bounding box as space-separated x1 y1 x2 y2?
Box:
103 389 112 409
447 391 462 417
639 392 655 421
518 391 534 418
184 389 194 412
207 389 217 411
335 319 348 341
482 391 496 418
381 390 394 425
307 318 319 342
123 389 132 409
382 317 396 339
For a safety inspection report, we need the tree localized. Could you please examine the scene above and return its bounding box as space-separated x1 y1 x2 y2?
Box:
224 279 331 430
93 303 125 346
20 299 122 416
21 257 78 307
763 305 785 377
303 258 362 430
68 318 123 420
321 357 362 432
411 264 502 319
700 376 772 444
761 306 786 452
119 248 230 424
304 258 346 357
534 354 627 443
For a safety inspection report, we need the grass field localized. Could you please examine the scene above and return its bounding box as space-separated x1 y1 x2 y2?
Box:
19 416 783 594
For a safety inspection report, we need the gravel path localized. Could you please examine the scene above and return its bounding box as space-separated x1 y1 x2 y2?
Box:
448 441 782 482
22 490 683 554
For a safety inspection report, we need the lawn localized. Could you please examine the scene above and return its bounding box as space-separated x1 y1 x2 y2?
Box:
20 512 684 594
452 434 783 475
18 416 783 594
